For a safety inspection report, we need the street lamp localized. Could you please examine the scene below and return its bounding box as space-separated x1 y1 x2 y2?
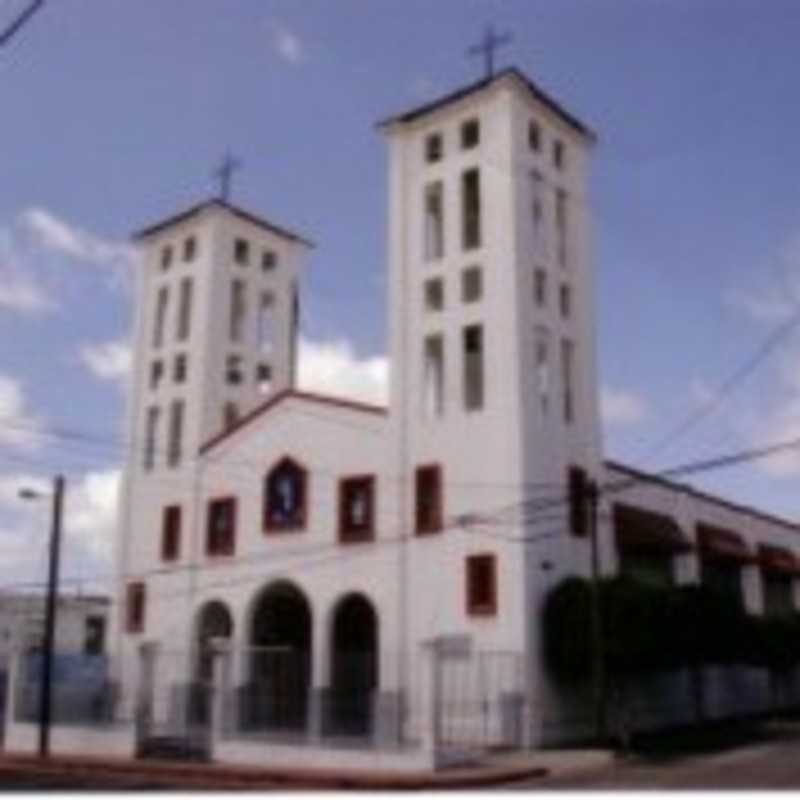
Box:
18 475 65 759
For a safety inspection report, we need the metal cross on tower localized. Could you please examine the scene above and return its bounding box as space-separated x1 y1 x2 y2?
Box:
213 152 242 203
467 24 513 80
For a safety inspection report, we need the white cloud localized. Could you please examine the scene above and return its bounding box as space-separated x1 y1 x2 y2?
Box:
268 20 305 64
724 286 795 324
0 375 45 451
0 467 120 591
79 339 132 384
0 272 55 315
600 386 648 426
297 337 388 406
20 207 135 270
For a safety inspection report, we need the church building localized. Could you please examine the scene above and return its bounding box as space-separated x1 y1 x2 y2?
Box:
96 63 800 763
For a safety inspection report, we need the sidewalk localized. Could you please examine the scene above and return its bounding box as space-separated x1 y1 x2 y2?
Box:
0 749 612 790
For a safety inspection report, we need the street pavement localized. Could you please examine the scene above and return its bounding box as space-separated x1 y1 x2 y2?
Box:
506 720 800 790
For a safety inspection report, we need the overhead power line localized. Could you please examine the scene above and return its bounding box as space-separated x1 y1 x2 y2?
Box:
0 0 44 48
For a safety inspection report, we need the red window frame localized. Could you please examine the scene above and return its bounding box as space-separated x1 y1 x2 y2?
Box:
338 475 376 544
161 505 181 562
263 457 308 534
126 582 146 633
206 496 237 557
415 464 443 535
466 553 497 616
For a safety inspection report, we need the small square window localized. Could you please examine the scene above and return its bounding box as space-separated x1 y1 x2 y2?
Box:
461 118 480 149
462 266 482 303
425 133 443 163
529 120 541 151
553 139 565 170
424 278 444 312
466 553 497 616
560 284 571 319
207 497 236 557
174 354 187 384
339 476 375 543
256 362 273 394
234 238 250 266
534 268 547 307
226 355 243 385
262 250 276 271
160 245 173 271
150 360 163 390
183 236 197 262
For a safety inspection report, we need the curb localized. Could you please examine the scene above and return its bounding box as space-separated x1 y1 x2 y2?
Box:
0 754 550 790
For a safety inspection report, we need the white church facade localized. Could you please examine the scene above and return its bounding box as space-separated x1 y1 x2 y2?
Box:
8 66 800 767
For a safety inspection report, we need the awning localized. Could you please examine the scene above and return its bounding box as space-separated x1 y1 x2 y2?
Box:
696 524 754 564
613 503 693 554
758 543 800 577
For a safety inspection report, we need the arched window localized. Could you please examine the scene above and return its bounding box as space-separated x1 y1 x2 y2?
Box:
264 457 307 532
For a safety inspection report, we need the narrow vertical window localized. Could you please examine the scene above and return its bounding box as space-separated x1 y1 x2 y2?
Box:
463 325 484 411
226 355 243 385
126 582 146 633
528 120 541 151
560 284 571 319
462 168 481 250
415 465 443 535
339 476 376 543
422 335 444 420
234 238 250 266
257 292 275 353
534 325 550 415
561 338 575 424
161 505 181 562
183 236 197 262
534 267 547 307
423 278 444 312
424 181 444 260
153 286 169 348
553 139 565 170
461 118 480 149
143 406 160 471
461 267 482 303
167 399 184 467
531 171 546 256
425 132 443 163
230 279 246 342
207 497 236 556
149 360 163 390
173 354 187 384
556 188 568 268
262 250 277 271
466 554 497 616
177 277 193 341
160 245 173 271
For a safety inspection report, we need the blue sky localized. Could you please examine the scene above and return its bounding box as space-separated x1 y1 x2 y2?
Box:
2 0 800 589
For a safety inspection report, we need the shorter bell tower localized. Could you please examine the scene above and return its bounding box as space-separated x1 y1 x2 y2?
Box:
127 198 313 476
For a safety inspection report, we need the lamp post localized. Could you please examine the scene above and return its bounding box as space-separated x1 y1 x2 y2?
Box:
19 475 65 759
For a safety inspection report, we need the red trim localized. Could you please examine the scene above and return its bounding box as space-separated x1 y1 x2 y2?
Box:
338 474 376 544
415 464 444 535
263 456 308 534
199 389 388 456
758 543 800 576
697 523 754 564
206 496 237 557
466 553 497 616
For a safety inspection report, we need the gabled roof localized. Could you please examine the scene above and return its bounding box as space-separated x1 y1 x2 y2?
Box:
132 198 315 248
199 389 388 456
377 66 596 142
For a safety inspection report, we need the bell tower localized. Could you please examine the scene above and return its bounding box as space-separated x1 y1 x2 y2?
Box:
126 198 312 476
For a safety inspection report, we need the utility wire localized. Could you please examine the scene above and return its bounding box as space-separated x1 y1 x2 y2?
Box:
0 0 43 48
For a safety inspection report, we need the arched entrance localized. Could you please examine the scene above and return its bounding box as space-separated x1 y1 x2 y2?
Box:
330 593 378 735
246 581 312 731
191 600 233 725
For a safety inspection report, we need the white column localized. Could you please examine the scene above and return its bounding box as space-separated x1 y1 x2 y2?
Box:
208 637 232 743
418 640 442 759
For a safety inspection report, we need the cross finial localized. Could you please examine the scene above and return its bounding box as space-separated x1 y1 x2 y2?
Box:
213 151 242 203
467 24 513 80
